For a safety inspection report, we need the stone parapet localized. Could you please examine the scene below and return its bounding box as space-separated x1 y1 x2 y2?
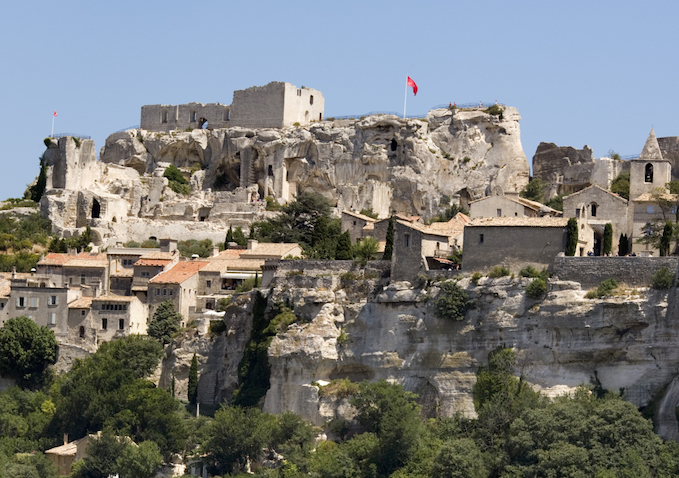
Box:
552 256 679 289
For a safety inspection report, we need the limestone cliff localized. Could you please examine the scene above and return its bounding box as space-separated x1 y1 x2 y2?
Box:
162 262 679 440
40 107 529 246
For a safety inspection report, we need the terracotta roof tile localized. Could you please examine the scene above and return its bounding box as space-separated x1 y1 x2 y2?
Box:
93 294 138 303
39 252 106 267
239 243 301 258
138 251 177 260
342 210 377 222
69 297 93 309
149 261 209 284
135 258 172 267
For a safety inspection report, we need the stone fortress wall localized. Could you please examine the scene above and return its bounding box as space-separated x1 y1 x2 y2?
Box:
552 256 679 289
140 82 324 132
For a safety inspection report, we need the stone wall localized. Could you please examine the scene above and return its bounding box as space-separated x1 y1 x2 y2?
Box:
552 256 679 288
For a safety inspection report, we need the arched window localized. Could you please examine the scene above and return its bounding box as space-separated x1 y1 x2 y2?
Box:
645 163 654 183
591 203 597 217
310 95 314 105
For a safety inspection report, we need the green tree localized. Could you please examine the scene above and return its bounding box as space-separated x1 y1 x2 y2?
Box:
71 429 130 478
611 171 630 200
177 239 213 258
0 317 57 389
435 281 473 321
353 237 379 264
225 226 234 248
350 380 422 476
520 178 546 203
48 335 164 442
188 353 198 405
26 155 47 203
116 441 163 478
566 218 578 256
383 216 394 261
430 438 487 478
660 221 673 256
148 301 182 345
232 226 247 246
545 194 563 211
603 223 613 255
203 405 277 475
163 164 187 184
335 231 353 260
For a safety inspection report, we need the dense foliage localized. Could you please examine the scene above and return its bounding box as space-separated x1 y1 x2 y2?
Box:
435 281 474 321
519 177 545 203
164 164 190 195
0 317 57 389
652 266 675 289
250 192 341 258
335 230 353 260
147 300 183 345
603 222 613 255
611 171 630 199
178 238 215 258
225 226 247 248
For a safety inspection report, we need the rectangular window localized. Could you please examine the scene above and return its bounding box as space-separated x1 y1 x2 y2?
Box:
648 205 654 214
48 313 56 325
497 209 502 217
81 276 86 285
29 297 38 308
141 271 150 278
155 289 160 296
479 234 484 244
190 111 196 122
16 297 25 308
163 288 167 296
119 319 125 330
49 295 58 306
575 208 580 218
169 289 173 296
404 234 410 248
102 318 108 330
206 280 212 288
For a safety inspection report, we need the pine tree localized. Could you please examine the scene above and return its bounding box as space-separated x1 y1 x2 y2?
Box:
383 216 395 260
188 353 198 405
602 223 613 255
335 230 352 260
565 218 578 256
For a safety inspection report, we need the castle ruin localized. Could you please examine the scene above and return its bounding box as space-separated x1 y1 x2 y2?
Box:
140 82 325 132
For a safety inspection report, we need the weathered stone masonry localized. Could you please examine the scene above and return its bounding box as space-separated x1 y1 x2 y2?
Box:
553 256 679 289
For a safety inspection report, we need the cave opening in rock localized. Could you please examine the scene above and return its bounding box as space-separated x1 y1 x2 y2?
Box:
91 199 100 219
391 139 397 151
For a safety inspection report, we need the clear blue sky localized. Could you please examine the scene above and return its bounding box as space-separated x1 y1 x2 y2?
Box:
2 0 678 199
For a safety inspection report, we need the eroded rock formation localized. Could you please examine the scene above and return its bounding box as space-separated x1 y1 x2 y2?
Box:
40 107 529 246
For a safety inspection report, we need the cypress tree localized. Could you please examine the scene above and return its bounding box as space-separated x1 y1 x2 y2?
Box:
171 374 176 398
565 218 578 256
335 230 353 260
660 221 673 256
225 226 234 249
618 233 629 256
383 216 395 261
188 353 198 405
602 223 613 256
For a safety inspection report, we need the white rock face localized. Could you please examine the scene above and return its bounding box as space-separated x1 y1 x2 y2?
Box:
38 109 529 246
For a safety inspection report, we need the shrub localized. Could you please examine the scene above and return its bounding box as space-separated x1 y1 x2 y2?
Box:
463 156 471 163
471 272 482 285
651 267 674 289
359 208 378 219
488 266 510 278
216 297 231 311
141 239 160 248
72 136 81 148
265 196 282 211
526 278 547 299
519 265 540 278
585 278 618 298
293 122 301 127
435 281 474 321
209 320 227 336
43 137 53 148
235 274 260 293
337 328 349 346
484 104 504 116
168 181 190 195
317 378 359 399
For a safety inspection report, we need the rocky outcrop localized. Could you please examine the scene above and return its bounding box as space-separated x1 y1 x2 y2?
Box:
39 108 529 246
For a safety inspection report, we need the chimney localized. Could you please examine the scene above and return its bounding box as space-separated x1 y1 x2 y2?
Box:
247 239 258 251
211 246 219 257
11 267 16 279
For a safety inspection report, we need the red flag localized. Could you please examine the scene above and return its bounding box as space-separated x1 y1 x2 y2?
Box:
407 76 418 96
53 111 57 117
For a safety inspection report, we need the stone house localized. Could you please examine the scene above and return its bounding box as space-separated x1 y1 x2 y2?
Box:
461 217 568 273
90 295 147 344
37 252 109 296
2 275 74 341
147 260 209 322
391 220 452 281
562 185 631 256
469 191 560 219
130 250 180 299
67 297 96 352
141 81 325 131
341 210 377 243
238 240 303 260
106 246 161 295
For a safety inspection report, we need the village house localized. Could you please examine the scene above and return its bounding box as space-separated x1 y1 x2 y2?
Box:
341 210 377 243
469 190 561 219
147 259 210 321
131 250 180 300
461 217 568 273
36 252 108 296
106 246 161 295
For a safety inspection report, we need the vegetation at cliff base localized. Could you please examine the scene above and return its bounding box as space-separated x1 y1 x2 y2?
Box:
652 266 675 289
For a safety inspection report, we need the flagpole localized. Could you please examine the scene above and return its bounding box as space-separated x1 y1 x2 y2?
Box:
403 77 408 119
51 114 54 138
